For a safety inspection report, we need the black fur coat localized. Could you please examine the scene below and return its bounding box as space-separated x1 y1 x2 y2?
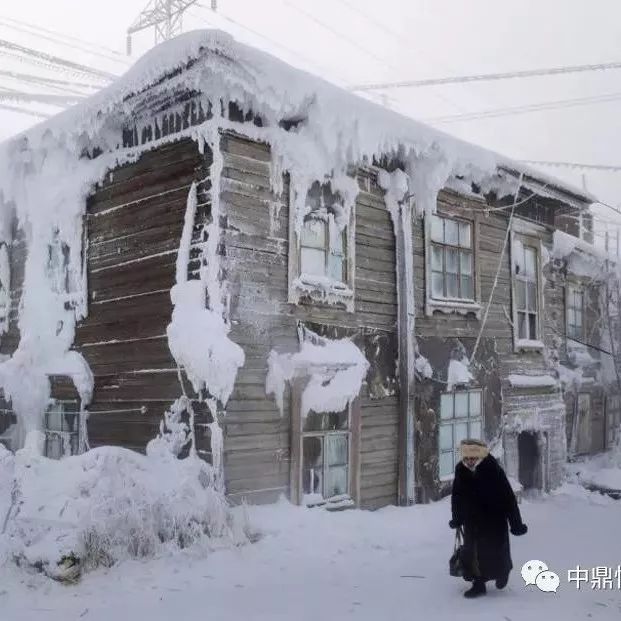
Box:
451 454 525 581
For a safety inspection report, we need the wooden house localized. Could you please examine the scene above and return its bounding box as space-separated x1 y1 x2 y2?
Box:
0 31 612 509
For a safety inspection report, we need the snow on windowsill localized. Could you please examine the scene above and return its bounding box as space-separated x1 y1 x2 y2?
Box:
291 274 354 311
507 374 558 388
294 274 353 297
303 493 355 510
515 339 545 352
426 297 482 318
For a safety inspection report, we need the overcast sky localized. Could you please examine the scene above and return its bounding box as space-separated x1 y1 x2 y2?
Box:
2 0 621 218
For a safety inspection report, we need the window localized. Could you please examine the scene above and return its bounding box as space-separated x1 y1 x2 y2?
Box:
44 401 80 459
438 390 483 479
288 180 355 311
512 238 540 342
302 409 350 505
430 215 474 301
567 286 584 341
300 214 347 283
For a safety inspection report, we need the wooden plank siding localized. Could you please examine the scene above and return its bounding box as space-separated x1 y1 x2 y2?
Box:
74 138 213 455
414 188 582 498
221 133 399 508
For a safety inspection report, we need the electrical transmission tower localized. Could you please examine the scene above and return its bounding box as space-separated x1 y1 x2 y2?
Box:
127 0 216 54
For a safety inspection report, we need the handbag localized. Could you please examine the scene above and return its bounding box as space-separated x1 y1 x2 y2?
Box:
449 526 465 577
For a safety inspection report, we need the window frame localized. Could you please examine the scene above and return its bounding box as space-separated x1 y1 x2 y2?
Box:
301 410 352 506
290 376 361 508
429 215 475 301
510 231 546 351
288 181 356 312
299 212 348 284
438 388 484 482
566 284 585 342
424 211 482 318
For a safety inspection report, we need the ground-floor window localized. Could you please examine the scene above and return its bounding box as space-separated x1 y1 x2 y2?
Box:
45 401 80 459
302 409 350 505
439 389 483 479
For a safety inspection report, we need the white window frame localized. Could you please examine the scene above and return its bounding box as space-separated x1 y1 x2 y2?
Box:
288 181 356 312
301 407 352 507
424 212 481 318
290 375 361 509
510 231 545 352
566 284 585 342
438 389 484 481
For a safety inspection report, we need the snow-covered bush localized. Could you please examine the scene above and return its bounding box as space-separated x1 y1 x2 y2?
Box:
0 446 248 580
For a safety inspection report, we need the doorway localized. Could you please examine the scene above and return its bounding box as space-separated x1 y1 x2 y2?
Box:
518 431 540 490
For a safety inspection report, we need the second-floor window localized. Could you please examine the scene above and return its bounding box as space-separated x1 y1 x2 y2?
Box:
289 180 355 311
430 215 474 301
513 240 540 341
567 285 584 341
300 214 347 284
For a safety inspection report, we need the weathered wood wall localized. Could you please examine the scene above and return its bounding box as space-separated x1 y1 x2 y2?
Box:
414 188 582 498
75 138 214 458
221 134 400 508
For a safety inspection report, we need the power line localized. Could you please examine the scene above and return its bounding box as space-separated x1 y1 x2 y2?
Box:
0 14 126 61
0 102 50 119
350 59 621 92
0 69 100 96
191 2 397 107
0 39 116 81
332 0 468 114
0 89 84 106
193 3 348 83
423 91 621 124
283 1 395 69
521 160 621 173
0 17 129 66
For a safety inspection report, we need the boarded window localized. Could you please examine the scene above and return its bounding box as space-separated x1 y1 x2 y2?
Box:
567 285 584 341
430 215 474 301
302 408 350 504
438 389 483 479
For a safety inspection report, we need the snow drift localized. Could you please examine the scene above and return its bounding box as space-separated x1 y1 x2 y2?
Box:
0 445 247 580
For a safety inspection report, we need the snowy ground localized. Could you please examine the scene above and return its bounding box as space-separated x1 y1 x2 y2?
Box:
566 446 621 492
2 484 621 621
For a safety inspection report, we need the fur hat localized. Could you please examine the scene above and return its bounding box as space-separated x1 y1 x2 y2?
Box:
460 439 489 459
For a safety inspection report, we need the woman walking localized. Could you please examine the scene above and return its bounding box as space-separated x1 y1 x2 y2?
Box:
449 439 528 598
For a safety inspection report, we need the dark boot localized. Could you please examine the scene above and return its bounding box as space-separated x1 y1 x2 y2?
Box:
495 573 509 589
464 579 486 598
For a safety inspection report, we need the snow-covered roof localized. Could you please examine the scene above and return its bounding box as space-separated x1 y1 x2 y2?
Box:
0 29 597 206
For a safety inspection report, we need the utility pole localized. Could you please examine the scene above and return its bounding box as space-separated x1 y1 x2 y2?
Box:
126 0 202 55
